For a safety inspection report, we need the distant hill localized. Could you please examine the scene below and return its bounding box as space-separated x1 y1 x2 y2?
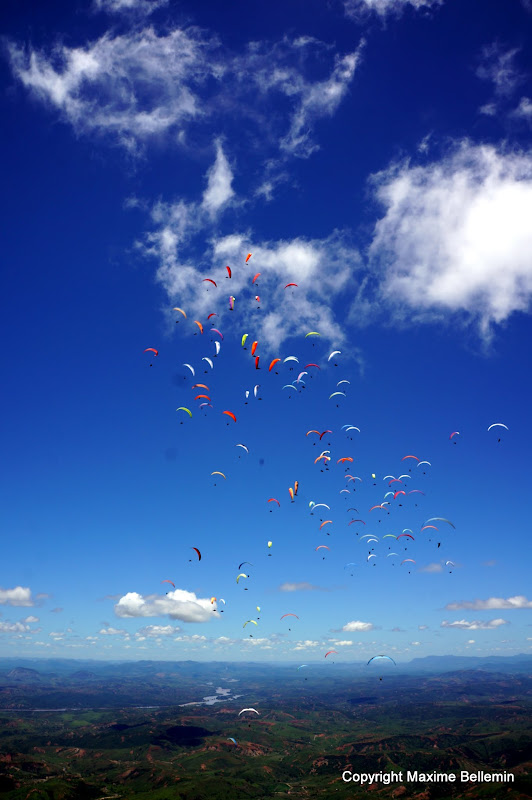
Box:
7 667 41 682
70 670 97 681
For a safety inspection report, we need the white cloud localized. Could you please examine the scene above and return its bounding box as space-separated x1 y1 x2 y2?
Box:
512 97 532 124
418 624 428 630
441 618 509 630
0 586 36 607
7 27 220 153
369 142 532 339
93 0 169 16
150 214 358 350
476 44 522 100
467 639 475 644
335 640 354 646
446 595 532 611
201 141 235 215
344 0 442 18
419 563 443 573
342 620 373 632
0 621 30 633
174 634 207 642
136 624 181 637
279 582 328 592
278 47 364 158
100 627 127 635
293 640 320 650
114 589 217 623
410 641 421 646
23 616 39 623
7 28 360 160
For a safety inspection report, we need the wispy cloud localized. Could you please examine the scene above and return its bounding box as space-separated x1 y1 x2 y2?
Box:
279 582 329 592
7 27 361 162
93 0 169 16
366 141 532 341
419 562 443 573
446 596 532 611
441 618 509 630
344 0 442 18
476 44 524 117
114 589 218 622
477 44 522 101
201 140 235 215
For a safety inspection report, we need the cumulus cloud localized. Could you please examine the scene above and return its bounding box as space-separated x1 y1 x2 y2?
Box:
335 640 354 646
100 627 127 635
279 582 329 592
441 618 509 630
344 0 442 18
0 621 30 633
7 27 361 159
293 639 320 650
342 620 373 632
23 616 39 623
114 589 217 623
445 596 532 611
368 142 532 340
137 624 181 637
0 586 36 607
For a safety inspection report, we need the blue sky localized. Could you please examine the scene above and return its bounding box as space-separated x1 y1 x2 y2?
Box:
1 0 532 664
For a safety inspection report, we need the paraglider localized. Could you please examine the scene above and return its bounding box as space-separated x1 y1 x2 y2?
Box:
245 253 252 263
223 410 237 423
367 655 396 666
161 580 175 589
144 348 158 356
252 273 260 284
328 351 341 361
203 278 217 288
236 573 248 583
238 707 259 715
424 517 455 529
176 407 192 420
227 737 237 745
183 363 195 376
191 547 201 561
211 471 226 480
193 320 204 334
173 307 187 319
324 650 338 658
280 614 299 620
